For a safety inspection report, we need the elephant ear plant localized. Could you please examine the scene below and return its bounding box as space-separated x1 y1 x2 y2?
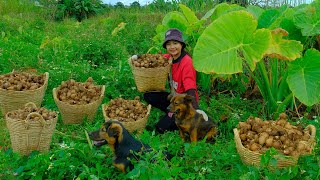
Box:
193 1 320 118
152 3 219 94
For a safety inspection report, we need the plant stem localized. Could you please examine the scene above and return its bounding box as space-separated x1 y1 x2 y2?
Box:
277 69 289 100
84 130 93 150
275 93 293 118
257 61 277 114
271 58 278 99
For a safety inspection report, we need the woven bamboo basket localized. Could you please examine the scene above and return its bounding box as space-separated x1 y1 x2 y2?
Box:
102 103 151 133
52 85 105 124
5 103 58 156
233 125 316 168
0 72 49 116
128 57 171 92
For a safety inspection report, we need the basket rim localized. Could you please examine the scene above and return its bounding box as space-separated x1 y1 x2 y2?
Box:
234 128 262 156
128 57 172 70
102 101 151 123
0 72 49 93
5 102 59 123
5 111 59 125
233 124 316 157
52 85 105 107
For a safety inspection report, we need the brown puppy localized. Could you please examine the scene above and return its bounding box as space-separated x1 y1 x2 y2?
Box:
168 94 218 142
89 120 151 173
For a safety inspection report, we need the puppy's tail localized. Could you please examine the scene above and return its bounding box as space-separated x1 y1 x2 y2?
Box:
196 109 208 121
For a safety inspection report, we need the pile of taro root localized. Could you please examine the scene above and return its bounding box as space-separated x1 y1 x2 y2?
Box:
7 105 57 121
131 53 169 68
0 71 45 91
238 113 313 156
56 77 102 105
104 97 148 122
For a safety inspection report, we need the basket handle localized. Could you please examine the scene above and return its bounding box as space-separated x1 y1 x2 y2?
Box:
24 102 38 109
128 57 133 66
305 125 316 139
233 128 243 147
24 112 48 128
52 88 58 101
305 125 316 148
44 72 49 83
146 104 152 116
100 85 106 98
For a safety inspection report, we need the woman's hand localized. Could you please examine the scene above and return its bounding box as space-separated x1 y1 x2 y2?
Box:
130 54 139 60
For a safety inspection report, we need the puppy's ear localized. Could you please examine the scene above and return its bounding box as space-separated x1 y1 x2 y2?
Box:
184 95 194 103
167 93 173 101
107 123 123 142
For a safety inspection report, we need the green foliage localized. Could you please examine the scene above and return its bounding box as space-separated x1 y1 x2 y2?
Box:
0 0 43 16
0 1 319 179
114 2 125 8
209 2 245 21
193 10 272 74
55 0 104 22
191 2 319 118
287 49 320 106
257 5 289 29
130 1 141 8
293 0 320 36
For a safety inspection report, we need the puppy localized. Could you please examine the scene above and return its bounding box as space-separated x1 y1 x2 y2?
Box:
89 120 151 173
168 94 218 142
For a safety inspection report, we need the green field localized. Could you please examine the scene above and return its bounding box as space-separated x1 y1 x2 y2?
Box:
0 0 319 179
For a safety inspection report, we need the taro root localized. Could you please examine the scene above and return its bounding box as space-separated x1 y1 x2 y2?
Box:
56 77 102 105
104 97 148 122
131 53 169 68
0 71 45 91
237 113 313 156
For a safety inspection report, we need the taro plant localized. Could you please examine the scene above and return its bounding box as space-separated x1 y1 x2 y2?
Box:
152 3 222 94
152 3 214 53
192 2 320 118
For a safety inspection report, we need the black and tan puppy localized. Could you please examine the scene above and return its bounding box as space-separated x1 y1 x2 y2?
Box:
89 120 151 173
168 94 218 143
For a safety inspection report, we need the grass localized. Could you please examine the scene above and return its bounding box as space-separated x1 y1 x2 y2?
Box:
0 1 319 179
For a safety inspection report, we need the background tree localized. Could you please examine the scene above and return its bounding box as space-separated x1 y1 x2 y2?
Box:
114 2 125 8
54 0 103 21
130 1 140 8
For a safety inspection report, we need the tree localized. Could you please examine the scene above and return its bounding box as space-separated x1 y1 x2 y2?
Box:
130 1 140 8
54 0 103 22
114 2 125 8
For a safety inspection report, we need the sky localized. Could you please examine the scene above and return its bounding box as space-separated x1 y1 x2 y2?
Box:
102 0 151 6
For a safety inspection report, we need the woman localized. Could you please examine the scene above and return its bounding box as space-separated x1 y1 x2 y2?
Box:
144 28 200 134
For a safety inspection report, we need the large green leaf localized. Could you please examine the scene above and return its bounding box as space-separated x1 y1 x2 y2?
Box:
178 4 199 24
153 11 189 49
152 24 168 47
193 11 271 74
279 9 306 43
246 5 264 19
265 28 303 60
257 5 289 29
287 49 320 106
162 11 188 32
210 3 245 22
201 7 215 20
293 0 320 36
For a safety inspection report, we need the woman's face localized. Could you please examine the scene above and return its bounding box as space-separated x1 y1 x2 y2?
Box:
165 40 182 59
